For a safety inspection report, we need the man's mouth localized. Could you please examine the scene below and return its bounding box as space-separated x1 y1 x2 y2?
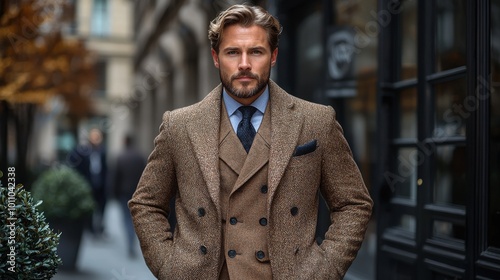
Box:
233 72 257 81
236 76 254 81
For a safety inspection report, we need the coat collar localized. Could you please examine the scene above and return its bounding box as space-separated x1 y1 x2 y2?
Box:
185 80 304 215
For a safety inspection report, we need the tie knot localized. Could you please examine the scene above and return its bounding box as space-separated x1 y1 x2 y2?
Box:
238 106 257 120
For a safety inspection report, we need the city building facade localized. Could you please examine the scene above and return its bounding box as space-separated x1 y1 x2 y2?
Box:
30 0 136 163
75 0 135 156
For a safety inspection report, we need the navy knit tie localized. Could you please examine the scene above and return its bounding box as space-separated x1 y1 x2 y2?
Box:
237 106 257 153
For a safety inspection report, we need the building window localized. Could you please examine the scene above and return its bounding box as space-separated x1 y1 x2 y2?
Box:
91 0 109 36
66 0 78 35
94 60 107 97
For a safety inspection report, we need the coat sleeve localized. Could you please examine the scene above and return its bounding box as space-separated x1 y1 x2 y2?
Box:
128 111 177 277
319 106 373 278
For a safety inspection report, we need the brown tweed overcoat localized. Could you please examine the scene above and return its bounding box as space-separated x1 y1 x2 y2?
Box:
128 80 373 280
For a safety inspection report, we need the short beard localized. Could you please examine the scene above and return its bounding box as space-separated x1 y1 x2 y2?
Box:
220 69 269 99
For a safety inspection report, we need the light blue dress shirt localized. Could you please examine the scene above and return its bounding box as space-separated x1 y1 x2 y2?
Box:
222 86 269 133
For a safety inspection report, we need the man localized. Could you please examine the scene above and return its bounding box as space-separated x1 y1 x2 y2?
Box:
112 135 146 257
70 127 108 238
129 4 372 280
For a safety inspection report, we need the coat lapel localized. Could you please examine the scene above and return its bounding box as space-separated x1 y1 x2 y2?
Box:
267 80 304 206
185 84 223 216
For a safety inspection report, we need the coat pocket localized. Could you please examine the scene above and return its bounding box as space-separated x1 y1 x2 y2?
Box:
293 140 318 157
293 243 333 280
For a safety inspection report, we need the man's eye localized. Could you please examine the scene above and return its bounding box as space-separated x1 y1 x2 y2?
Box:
251 50 263 55
227 51 238 55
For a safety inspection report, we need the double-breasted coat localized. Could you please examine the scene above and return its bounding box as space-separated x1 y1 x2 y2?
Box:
128 80 373 279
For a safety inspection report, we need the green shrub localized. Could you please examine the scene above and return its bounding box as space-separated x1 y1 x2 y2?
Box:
31 165 95 220
0 183 62 279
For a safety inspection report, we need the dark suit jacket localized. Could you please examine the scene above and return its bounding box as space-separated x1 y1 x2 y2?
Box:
113 147 146 199
68 144 107 190
129 80 373 280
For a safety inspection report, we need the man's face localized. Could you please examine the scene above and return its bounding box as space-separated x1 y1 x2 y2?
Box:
211 24 278 105
89 129 102 146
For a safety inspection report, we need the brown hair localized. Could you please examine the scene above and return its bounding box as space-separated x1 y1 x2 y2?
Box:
208 4 282 53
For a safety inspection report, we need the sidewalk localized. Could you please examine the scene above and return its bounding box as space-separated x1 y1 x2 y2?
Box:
53 200 156 280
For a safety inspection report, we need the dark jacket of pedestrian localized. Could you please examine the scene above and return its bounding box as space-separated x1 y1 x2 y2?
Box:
113 138 146 199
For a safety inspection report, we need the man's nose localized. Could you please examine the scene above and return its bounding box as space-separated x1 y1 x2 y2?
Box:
238 53 251 71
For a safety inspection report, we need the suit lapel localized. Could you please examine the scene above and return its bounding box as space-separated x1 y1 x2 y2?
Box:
267 80 304 206
185 84 223 216
219 101 247 174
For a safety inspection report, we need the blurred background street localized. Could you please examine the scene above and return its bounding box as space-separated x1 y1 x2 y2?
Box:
53 200 155 280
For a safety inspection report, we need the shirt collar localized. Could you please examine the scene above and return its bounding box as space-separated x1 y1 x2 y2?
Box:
222 86 269 116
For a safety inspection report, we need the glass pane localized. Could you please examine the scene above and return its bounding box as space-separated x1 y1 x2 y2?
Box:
379 256 416 280
399 88 418 138
434 145 466 206
434 78 467 138
392 148 418 201
399 214 416 233
91 0 109 36
296 8 323 101
432 271 463 280
401 0 418 80
393 258 416 280
435 0 466 72
386 213 417 234
490 0 500 248
433 219 465 241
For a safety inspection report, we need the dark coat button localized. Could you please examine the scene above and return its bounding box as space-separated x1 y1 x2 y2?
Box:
259 217 268 226
198 208 206 217
256 250 265 259
200 245 207 255
291 207 299 216
260 185 268 194
228 250 237 258
230 217 238 225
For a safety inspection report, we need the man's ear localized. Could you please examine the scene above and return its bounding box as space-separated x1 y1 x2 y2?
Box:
211 48 219 68
271 48 278 66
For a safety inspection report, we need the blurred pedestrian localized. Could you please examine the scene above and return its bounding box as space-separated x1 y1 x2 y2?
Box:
69 127 108 238
129 4 372 279
112 135 146 257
